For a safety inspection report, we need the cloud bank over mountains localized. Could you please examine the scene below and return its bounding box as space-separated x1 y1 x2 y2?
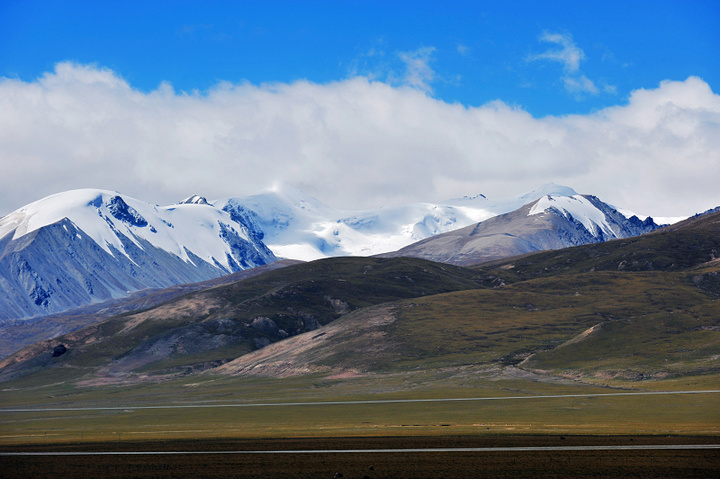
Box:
1 62 718 217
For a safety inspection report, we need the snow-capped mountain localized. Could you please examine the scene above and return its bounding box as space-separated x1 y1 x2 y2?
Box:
382 193 664 266
0 183 668 321
214 183 587 261
0 189 276 320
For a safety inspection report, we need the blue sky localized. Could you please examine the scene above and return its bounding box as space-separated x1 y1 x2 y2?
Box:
3 1 718 116
1 1 719 216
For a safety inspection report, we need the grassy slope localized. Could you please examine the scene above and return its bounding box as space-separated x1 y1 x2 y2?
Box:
213 268 718 382
384 270 719 379
0 257 487 383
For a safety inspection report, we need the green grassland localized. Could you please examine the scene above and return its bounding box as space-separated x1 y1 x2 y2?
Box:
1 372 719 445
382 270 720 379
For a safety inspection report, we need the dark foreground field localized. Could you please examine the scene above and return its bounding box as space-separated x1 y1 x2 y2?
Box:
2 435 719 479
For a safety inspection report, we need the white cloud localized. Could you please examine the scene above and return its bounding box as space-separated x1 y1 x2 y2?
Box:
347 45 437 94
564 74 598 94
528 31 586 73
397 47 437 93
528 31 616 98
0 63 718 218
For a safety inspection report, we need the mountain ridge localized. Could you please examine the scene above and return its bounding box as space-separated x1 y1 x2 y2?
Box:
381 193 663 266
0 189 276 320
1 210 718 387
212 183 605 261
0 183 686 322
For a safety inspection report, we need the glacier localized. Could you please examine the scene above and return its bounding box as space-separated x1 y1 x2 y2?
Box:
214 183 592 261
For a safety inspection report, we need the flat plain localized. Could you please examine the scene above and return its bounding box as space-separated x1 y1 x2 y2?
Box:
3 435 720 479
2 373 719 478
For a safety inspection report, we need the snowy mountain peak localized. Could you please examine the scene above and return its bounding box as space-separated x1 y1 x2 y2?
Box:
383 191 665 266
529 194 615 238
1 188 121 242
2 189 275 268
0 189 276 320
179 195 211 205
528 194 662 241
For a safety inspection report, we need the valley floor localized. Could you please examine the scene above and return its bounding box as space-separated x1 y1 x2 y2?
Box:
1 373 719 478
2 435 719 479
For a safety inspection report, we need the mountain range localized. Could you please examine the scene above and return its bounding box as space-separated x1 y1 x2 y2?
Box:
1 207 718 387
0 184 671 321
215 183 592 261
